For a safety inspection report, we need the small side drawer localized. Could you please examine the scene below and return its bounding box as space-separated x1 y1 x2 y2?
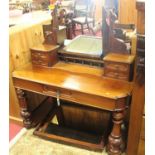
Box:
31 48 58 67
104 61 129 72
104 69 129 81
32 59 49 66
31 52 49 60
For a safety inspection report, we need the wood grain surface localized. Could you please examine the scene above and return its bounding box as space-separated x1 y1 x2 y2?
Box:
12 63 133 100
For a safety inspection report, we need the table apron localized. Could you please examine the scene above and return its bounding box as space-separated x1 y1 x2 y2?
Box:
13 78 126 111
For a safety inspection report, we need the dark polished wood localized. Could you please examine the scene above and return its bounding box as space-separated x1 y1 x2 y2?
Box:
15 90 56 128
30 44 59 68
42 5 67 46
103 53 135 81
12 62 133 154
108 110 124 155
16 88 32 128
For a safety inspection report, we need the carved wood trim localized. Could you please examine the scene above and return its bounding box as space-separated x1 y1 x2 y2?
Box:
108 110 124 155
16 88 32 128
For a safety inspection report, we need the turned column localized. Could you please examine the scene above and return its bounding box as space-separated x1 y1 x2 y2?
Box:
16 88 32 128
108 110 124 155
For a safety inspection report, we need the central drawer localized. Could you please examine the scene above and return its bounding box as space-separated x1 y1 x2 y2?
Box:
41 84 116 111
43 85 72 99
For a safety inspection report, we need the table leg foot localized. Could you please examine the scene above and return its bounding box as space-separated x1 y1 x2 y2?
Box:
108 111 124 155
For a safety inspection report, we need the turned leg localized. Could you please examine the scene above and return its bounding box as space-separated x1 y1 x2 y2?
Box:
81 24 84 34
108 110 124 155
16 88 32 129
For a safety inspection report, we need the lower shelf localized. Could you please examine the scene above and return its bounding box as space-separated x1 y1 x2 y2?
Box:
33 99 110 151
34 123 105 151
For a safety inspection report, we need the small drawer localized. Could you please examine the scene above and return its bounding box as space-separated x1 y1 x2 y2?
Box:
30 44 59 67
31 51 57 67
32 59 48 66
32 55 49 62
104 62 129 72
104 69 129 81
31 52 49 60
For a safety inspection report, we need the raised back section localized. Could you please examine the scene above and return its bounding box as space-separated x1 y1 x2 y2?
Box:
43 5 67 45
102 7 134 56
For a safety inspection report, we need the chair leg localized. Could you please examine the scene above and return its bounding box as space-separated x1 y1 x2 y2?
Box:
86 22 90 33
81 24 84 34
93 20 95 27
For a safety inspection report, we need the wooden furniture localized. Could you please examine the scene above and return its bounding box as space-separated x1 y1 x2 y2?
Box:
42 4 68 45
12 62 133 154
42 23 67 45
127 1 145 155
72 0 96 35
10 4 137 155
102 7 135 55
118 0 137 25
30 44 59 67
58 35 103 67
103 53 135 81
9 11 52 124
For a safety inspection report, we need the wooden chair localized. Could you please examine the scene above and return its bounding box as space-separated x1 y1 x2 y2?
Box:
71 0 96 35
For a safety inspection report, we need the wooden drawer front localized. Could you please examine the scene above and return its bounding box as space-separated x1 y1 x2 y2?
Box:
41 85 116 111
31 52 49 61
32 59 49 66
43 85 71 98
104 62 129 72
104 69 129 81
31 51 50 67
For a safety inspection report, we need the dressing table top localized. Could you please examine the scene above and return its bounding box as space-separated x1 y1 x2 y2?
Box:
12 62 133 100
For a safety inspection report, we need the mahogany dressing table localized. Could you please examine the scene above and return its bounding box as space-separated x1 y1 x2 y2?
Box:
12 61 133 155
12 5 135 155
